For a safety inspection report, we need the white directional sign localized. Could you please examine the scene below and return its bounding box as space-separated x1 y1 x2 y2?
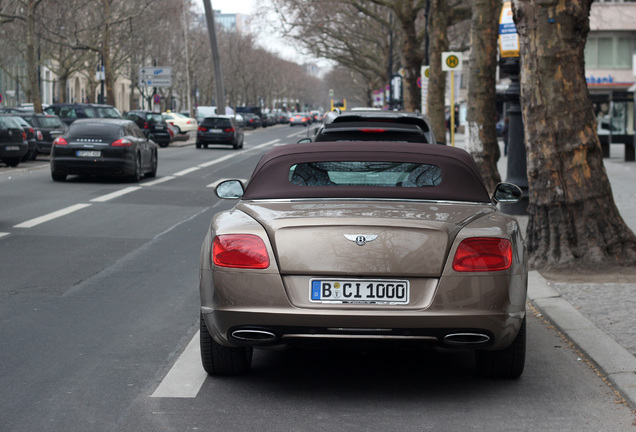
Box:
139 66 173 87
139 77 172 88
139 66 172 78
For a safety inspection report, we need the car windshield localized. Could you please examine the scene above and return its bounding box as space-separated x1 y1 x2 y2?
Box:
66 122 122 140
289 162 442 187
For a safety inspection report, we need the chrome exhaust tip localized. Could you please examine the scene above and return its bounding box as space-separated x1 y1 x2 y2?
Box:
231 329 277 344
443 333 491 345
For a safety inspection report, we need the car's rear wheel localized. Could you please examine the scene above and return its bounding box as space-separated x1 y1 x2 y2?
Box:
195 141 202 149
3 157 21 167
130 156 141 182
146 151 158 178
200 313 252 375
475 317 526 379
51 171 67 182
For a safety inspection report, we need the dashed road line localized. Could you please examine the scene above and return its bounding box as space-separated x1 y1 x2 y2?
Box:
173 167 201 176
90 186 142 202
0 232 9 239
13 203 92 228
142 176 175 186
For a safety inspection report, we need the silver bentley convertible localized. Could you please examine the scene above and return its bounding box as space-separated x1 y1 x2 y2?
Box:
200 141 527 378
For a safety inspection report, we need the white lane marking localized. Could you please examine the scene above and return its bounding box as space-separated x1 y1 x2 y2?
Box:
90 186 142 203
253 139 280 150
286 129 311 139
142 176 175 186
198 153 236 168
173 167 201 176
151 331 207 398
0 232 9 239
13 203 92 228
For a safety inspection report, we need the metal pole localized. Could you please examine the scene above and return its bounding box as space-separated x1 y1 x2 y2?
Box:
182 0 192 117
202 0 225 115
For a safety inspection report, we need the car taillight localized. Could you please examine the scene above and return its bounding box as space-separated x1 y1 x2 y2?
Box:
212 234 270 269
53 137 68 146
111 139 133 147
359 128 386 133
224 127 235 132
198 126 207 132
452 238 512 272
22 131 27 140
36 130 43 140
187 120 192 124
143 122 150 129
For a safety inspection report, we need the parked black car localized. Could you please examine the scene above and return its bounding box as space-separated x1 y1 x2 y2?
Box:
50 119 158 182
19 113 67 155
243 113 262 129
196 116 244 150
261 113 277 128
0 114 28 167
123 110 171 147
44 103 121 126
11 115 37 161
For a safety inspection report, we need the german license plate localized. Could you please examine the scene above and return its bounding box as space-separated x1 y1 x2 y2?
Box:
76 150 101 157
310 279 409 304
5 146 20 151
210 128 223 133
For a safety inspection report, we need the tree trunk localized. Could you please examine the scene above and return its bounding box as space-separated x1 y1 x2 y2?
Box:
427 0 450 144
512 0 636 269
465 0 501 193
396 3 422 111
25 0 42 113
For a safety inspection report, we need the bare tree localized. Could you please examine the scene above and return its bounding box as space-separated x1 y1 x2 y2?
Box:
512 0 636 269
464 0 502 193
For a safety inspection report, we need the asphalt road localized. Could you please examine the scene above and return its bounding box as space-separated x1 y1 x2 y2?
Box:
1 125 634 431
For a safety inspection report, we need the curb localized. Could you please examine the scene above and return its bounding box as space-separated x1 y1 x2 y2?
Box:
528 271 636 408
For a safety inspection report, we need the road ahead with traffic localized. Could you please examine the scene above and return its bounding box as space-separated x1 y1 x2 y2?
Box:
1 124 634 431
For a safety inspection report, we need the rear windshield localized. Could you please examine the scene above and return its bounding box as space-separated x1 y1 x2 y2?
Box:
66 122 122 141
38 116 64 128
98 107 122 119
202 118 231 128
0 116 21 129
142 113 163 123
289 162 442 187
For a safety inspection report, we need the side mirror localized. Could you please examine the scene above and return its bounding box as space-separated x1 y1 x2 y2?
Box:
215 179 244 199
493 182 523 203
297 138 312 144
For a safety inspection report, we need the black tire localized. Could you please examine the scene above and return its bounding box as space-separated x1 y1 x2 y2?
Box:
146 151 158 178
158 141 169 148
130 156 141 182
232 140 239 149
476 317 526 379
3 157 21 167
200 313 252 375
51 171 67 182
195 141 202 149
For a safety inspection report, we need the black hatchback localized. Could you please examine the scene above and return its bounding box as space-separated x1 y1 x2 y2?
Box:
196 116 244 149
50 119 158 182
0 114 28 167
123 110 171 147
19 113 67 156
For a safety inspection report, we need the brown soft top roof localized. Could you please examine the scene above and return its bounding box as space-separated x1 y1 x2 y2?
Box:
243 141 491 202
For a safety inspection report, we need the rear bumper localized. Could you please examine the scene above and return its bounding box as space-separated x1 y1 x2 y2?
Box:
0 143 28 159
201 269 527 351
51 157 136 177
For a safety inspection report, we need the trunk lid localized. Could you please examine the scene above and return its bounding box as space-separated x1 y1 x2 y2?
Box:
238 200 493 277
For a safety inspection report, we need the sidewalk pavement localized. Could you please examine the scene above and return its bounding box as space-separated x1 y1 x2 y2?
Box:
452 132 636 408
